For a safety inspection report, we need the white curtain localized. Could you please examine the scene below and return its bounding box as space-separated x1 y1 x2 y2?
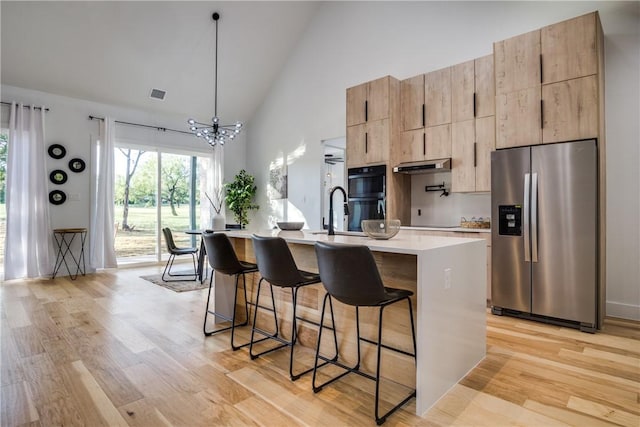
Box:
4 103 52 280
89 117 117 268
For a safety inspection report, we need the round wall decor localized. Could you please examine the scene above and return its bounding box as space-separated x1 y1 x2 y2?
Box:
49 190 67 205
50 169 68 185
48 144 66 159
69 158 86 173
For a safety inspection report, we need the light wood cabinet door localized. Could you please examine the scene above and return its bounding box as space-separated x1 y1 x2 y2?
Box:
496 87 541 148
365 119 389 164
451 120 476 193
401 74 424 131
541 12 598 84
494 29 541 94
346 124 366 168
346 83 367 127
398 129 425 164
475 116 495 192
542 75 598 144
424 67 452 127
475 54 495 118
452 60 475 122
367 76 390 122
425 124 451 160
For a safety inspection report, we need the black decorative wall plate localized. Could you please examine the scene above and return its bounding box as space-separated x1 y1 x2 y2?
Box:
69 158 86 173
48 144 66 159
50 169 68 185
49 190 66 205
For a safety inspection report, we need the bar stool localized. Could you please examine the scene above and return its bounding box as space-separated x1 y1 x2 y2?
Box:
202 232 262 350
250 235 338 381
161 227 198 282
314 241 417 425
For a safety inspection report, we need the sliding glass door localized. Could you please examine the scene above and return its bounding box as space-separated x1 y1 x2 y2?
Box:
114 146 212 264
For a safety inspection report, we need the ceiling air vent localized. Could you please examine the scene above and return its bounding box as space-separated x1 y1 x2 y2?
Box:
149 88 166 101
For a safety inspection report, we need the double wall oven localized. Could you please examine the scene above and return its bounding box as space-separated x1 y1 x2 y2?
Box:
347 165 386 231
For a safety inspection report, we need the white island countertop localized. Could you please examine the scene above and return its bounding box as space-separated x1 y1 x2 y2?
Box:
225 229 484 255
221 228 487 417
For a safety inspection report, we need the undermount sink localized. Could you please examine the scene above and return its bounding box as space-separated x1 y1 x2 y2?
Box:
310 230 367 237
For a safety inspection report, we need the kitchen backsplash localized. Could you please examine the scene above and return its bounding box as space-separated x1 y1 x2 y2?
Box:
409 172 491 227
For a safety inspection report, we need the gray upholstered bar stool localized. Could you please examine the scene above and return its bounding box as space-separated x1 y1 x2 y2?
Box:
202 231 264 350
161 227 198 282
250 235 338 381
314 241 417 425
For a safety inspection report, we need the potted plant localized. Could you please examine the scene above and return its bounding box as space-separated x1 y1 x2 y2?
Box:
224 169 259 228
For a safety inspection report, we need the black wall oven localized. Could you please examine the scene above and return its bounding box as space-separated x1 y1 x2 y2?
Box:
347 165 386 231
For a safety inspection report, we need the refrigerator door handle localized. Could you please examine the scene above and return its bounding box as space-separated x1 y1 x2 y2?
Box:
524 173 531 262
531 172 539 262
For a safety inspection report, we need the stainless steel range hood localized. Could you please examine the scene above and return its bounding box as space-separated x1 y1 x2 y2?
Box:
393 158 451 174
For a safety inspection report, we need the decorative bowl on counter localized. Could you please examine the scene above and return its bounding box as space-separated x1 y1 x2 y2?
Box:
277 221 304 231
361 219 401 240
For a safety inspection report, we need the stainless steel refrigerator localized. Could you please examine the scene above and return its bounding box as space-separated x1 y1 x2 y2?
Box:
491 139 598 332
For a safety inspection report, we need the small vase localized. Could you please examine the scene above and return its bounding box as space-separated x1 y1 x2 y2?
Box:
212 213 226 231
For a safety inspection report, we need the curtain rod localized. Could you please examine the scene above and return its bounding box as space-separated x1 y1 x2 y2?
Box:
88 115 193 136
1 101 50 112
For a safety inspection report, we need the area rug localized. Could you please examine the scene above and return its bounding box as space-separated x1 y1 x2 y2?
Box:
139 273 208 292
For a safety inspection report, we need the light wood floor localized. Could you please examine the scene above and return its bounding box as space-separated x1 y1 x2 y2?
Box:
2 266 639 426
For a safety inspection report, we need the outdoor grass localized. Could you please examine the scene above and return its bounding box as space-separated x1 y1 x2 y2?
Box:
0 204 204 264
114 205 203 258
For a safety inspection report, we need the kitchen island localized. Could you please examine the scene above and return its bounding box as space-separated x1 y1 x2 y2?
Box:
214 229 486 416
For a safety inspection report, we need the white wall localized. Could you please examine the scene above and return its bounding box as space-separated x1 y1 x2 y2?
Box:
245 1 640 320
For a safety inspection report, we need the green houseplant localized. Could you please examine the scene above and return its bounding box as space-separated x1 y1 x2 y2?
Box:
224 169 259 228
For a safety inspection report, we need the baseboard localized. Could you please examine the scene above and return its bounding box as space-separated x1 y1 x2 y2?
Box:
606 301 640 321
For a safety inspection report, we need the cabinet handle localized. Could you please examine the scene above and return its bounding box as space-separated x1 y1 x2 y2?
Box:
365 100 368 122
365 132 368 153
422 104 425 127
473 142 477 167
473 92 477 118
540 99 544 129
423 133 426 156
540 54 543 84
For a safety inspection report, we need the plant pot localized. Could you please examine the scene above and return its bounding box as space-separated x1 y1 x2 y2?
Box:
211 213 226 231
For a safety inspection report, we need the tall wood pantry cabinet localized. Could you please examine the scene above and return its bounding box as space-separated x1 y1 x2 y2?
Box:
346 76 398 168
398 67 453 164
494 11 603 148
450 54 496 193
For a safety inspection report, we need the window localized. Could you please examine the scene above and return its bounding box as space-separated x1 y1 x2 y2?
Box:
114 146 212 264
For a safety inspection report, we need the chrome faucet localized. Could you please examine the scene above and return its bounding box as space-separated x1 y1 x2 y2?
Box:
328 186 349 236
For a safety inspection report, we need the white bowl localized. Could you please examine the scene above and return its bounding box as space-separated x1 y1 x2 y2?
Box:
277 221 304 231
361 219 401 240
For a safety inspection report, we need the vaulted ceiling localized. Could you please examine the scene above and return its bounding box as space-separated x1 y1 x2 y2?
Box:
1 1 320 124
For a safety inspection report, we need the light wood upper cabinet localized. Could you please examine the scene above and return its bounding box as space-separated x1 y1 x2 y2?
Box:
475 54 495 118
542 75 598 143
451 120 476 193
346 76 390 127
425 124 451 160
452 60 475 122
346 83 367 126
424 67 452 127
401 74 424 131
494 29 541 94
346 120 390 167
398 129 425 164
475 116 495 192
541 12 598 84
496 87 541 148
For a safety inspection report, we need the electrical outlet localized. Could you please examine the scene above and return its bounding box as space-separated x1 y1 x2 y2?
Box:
444 268 452 289
418 209 422 216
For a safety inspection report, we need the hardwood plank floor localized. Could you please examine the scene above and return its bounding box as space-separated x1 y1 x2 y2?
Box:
1 267 638 426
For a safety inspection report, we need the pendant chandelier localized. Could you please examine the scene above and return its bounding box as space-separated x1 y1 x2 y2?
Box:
188 12 242 146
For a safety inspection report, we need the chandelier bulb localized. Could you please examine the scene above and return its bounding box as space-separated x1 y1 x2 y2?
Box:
196 132 202 137
188 118 196 125
213 116 219 124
